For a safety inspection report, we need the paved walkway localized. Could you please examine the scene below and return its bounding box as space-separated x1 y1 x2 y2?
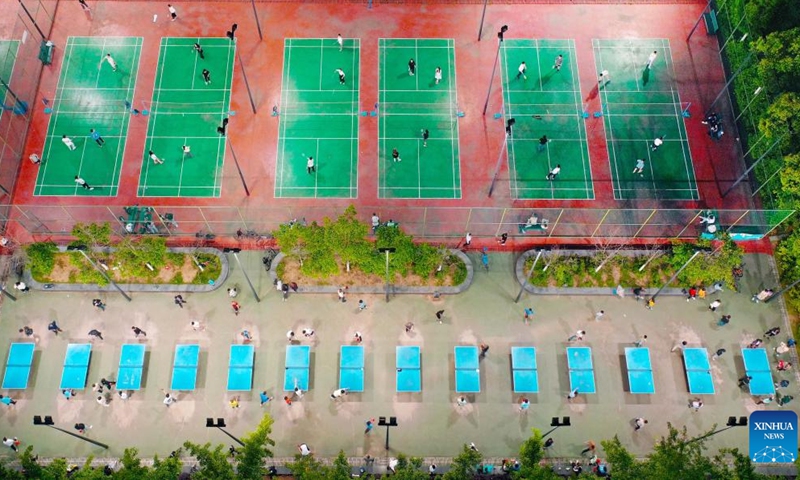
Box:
0 252 795 463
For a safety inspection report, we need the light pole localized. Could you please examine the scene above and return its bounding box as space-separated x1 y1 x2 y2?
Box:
206 418 244 447
687 416 747 443
223 248 260 302
488 118 514 197
378 247 395 303
515 249 543 303
33 415 109 449
477 0 489 41
378 416 398 450
66 246 131 302
543 416 571 438
482 25 508 116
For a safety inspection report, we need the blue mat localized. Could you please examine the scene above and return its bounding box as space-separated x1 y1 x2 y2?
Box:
284 345 311 391
455 346 480 393
2 343 35 390
227 344 255 391
567 347 596 394
60 344 91 390
171 344 199 391
339 345 364 392
742 348 774 396
625 347 654 394
683 348 714 395
396 346 421 393
117 344 146 390
511 347 538 393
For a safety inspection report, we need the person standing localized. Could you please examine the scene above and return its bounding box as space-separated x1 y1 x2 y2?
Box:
306 156 315 174
88 329 104 340
711 348 726 360
566 388 579 401
408 58 416 76
174 294 187 308
260 391 273 405
632 158 645 176
74 423 91 434
62 135 77 151
101 53 117 71
149 150 165 165
392 148 401 162
634 335 648 347
201 69 211 85
92 298 105 311
286 330 295 343
553 54 563 72
353 332 363 343
568 330 586 342
436 310 445 324
13 282 29 293
434 66 442 85
594 310 605 321
519 397 530 412
18 326 33 338
302 328 315 337
335 33 344 51
517 61 527 80
464 232 472 246
634 418 648 430
89 129 105 147
0 395 17 406
163 392 175 407
29 153 42 165
671 340 688 352
358 299 367 311
709 299 722 312
646 51 658 70
2 437 19 452
538 135 548 152
337 287 346 303
364 418 375 434
167 4 177 20
48 320 63 335
546 164 561 181
421 128 429 147
651 136 664 152
193 43 205 59
335 68 346 85
581 441 596 455
598 70 610 85
182 145 193 159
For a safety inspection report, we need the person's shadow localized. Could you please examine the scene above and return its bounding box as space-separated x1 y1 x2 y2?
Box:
642 68 650 86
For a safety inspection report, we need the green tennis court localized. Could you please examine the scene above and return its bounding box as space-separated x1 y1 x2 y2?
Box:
274 38 360 198
593 39 698 200
0 40 20 123
138 37 235 197
501 39 592 200
378 38 461 199
34 36 142 197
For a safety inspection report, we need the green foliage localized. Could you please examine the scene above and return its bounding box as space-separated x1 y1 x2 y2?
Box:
286 453 330 480
25 241 57 281
182 441 236 480
670 238 743 287
148 454 183 480
114 448 148 480
68 252 108 286
758 92 800 153
753 28 800 95
71 222 112 248
517 428 546 473
392 455 428 480
115 237 168 279
775 231 800 312
235 413 275 480
442 444 482 480
329 451 352 480
193 253 222 285
745 0 800 37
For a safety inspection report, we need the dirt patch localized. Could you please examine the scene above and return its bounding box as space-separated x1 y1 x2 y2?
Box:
39 253 216 285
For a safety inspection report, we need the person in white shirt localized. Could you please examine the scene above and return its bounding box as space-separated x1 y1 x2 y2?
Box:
298 443 311 456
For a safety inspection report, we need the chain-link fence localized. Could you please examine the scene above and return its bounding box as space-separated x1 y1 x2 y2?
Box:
3 204 793 242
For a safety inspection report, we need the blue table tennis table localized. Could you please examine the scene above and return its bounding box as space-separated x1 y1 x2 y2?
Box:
454 346 480 393
284 345 310 391
2 343 35 389
227 345 255 391
566 347 596 394
171 344 200 391
60 344 92 390
396 346 421 392
683 348 714 394
117 344 146 391
742 348 775 396
339 345 364 392
511 347 539 393
625 347 655 394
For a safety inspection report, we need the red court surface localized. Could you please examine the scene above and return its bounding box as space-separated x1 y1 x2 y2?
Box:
8 0 761 248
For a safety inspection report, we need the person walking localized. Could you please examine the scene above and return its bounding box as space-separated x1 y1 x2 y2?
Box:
306 156 315 174
330 388 348 400
517 61 527 80
167 3 177 20
181 145 193 159
0 395 17 406
519 397 530 412
408 58 416 76
634 335 648 347
689 398 704 411
546 164 561 180
538 135 548 152
190 320 202 331
201 69 211 85
392 148 401 162
436 310 445 324
464 232 472 246
337 34 343 51
567 330 586 342
598 70 610 85
149 150 165 165
434 67 442 85
74 175 94 190
566 388 579 401
62 135 77 151
286 330 295 343
553 54 563 72
581 441 596 455
18 326 33 338
634 417 648 430
338 287 346 302
632 158 645 176
89 129 105 147
130 326 146 338
711 348 726 360
651 136 664 152
718 315 731 326
671 340 688 352
163 392 175 407
594 310 605 321
353 332 363 344
173 295 187 308
92 299 105 311
192 43 205 59
335 68 346 85
48 320 63 335
358 299 367 311
101 53 117 71
259 391 273 405
88 329 104 340
231 301 241 315
13 282 29 293
364 418 375 434
421 128 429 147
74 423 91 434
523 307 534 324
738 375 753 388
283 395 292 406
709 299 722 312
3 437 19 452
646 51 658 70
229 396 240 409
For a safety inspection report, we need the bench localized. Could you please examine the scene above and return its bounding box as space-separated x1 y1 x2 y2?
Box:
703 9 719 35
38 41 54 65
518 219 549 234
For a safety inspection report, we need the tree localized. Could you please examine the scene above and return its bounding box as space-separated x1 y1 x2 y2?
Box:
115 448 149 480
601 436 647 480
286 453 331 480
514 429 565 480
392 454 428 480
754 28 800 95
442 444 482 480
329 450 352 480
746 0 800 37
148 453 183 480
183 441 236 480
759 92 800 154
235 413 276 480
